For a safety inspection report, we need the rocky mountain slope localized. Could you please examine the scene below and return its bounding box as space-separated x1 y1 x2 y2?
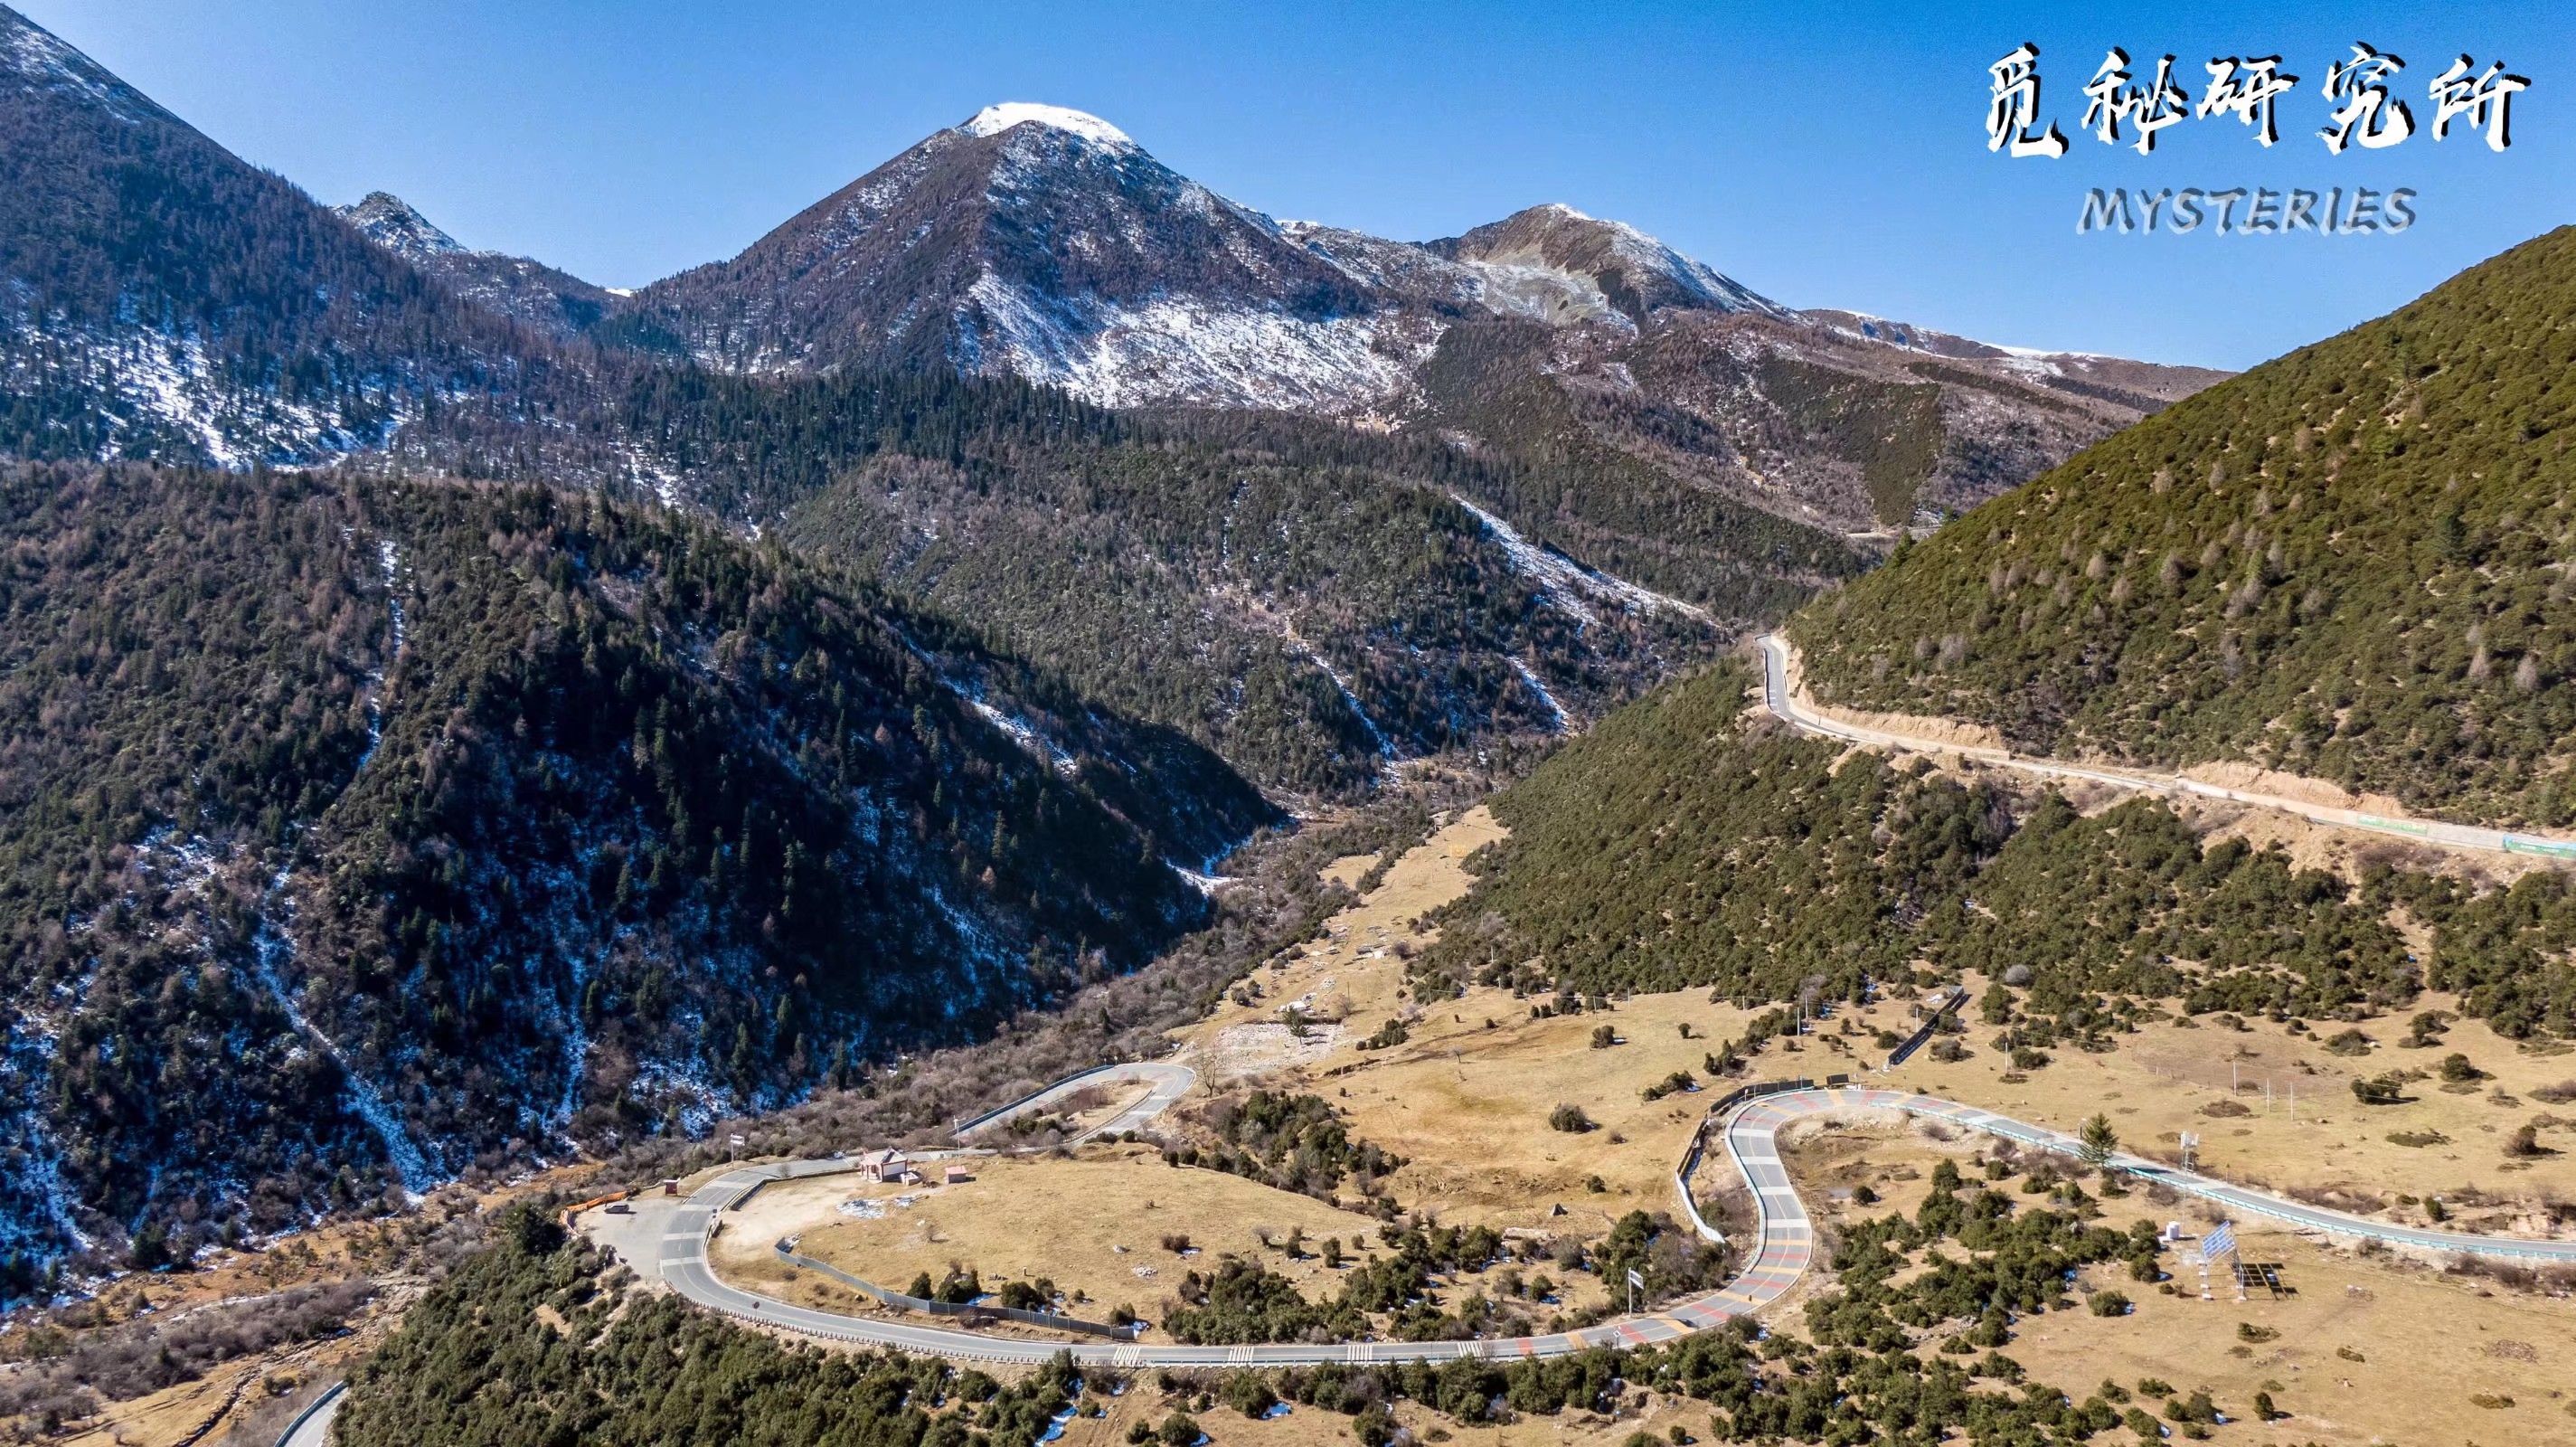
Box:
1788 225 2576 828
628 103 1415 411
335 190 619 345
0 459 1272 1285
0 0 2215 544
0 5 578 468
627 103 2224 536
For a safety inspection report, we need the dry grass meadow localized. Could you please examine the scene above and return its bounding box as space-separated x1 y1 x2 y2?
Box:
1776 1111 2576 1447
713 1148 1389 1333
712 799 2576 1444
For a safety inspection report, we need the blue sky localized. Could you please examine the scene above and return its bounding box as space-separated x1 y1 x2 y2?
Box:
22 0 2571 369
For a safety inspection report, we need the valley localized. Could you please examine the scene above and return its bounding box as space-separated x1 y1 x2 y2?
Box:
0 5 2571 1447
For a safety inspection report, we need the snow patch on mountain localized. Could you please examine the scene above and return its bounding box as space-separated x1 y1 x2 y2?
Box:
0 1031 90 1259
247 868 434 1196
956 272 1430 412
353 536 406 771
1 10 147 124
969 699 1079 778
1450 494 1716 627
1507 657 1570 733
9 318 401 468
1530 203 1781 317
963 102 1134 148
1283 635 1396 760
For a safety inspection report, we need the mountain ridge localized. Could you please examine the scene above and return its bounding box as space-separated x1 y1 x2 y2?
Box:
1788 223 2576 828
616 99 2221 534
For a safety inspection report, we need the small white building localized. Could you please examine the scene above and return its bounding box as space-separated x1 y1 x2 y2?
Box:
855 1149 912 1184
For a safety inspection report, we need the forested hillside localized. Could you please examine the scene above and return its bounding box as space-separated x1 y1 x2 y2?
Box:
1788 226 2576 828
0 460 1270 1284
777 402 1811 798
524 364 1844 799
1419 661 2576 1039
1414 318 1879 603
0 5 585 467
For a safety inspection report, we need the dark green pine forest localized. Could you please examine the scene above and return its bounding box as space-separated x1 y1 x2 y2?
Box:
1420 660 2576 1043
0 459 1271 1283
1790 226 2576 828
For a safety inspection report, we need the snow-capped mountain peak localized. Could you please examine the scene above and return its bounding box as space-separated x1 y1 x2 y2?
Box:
961 101 1134 148
335 191 465 261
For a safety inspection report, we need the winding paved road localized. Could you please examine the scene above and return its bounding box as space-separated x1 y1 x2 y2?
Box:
271 1381 344 1447
952 1061 1198 1148
616 1073 2576 1367
1755 633 2576 862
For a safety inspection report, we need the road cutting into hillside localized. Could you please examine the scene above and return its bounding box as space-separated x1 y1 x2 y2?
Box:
1756 634 2576 864
609 1075 2576 1367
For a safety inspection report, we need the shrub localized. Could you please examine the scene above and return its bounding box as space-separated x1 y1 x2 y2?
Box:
2090 1291 2130 1317
1221 1374 1277 1419
1549 1103 1596 1133
2163 1390 2220 1424
1590 1024 1619 1049
1640 1070 1696 1102
997 1279 1058 1311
